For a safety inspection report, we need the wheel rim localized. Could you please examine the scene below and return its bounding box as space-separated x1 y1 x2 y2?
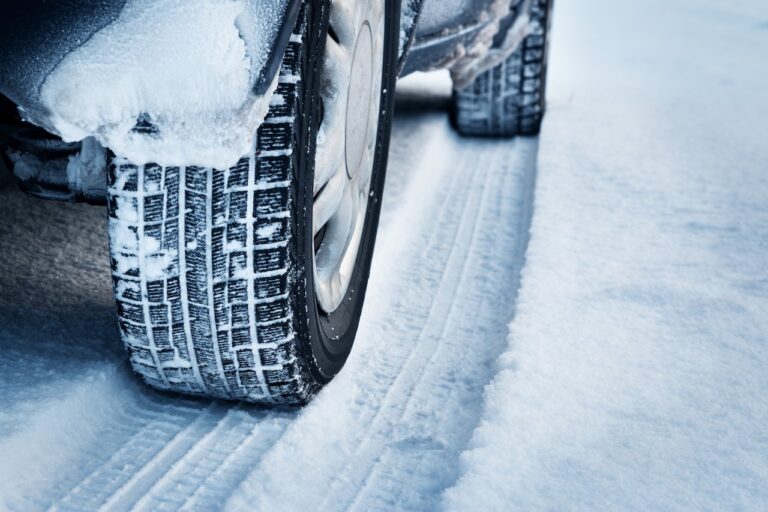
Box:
313 0 385 314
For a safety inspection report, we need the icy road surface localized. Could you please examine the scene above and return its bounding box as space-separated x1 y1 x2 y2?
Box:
2 0 768 510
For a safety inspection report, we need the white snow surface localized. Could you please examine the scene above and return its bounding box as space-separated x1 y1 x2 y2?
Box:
38 0 285 169
444 0 768 510
0 0 767 510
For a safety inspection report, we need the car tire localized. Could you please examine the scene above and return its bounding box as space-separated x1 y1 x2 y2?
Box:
107 0 399 404
453 0 554 137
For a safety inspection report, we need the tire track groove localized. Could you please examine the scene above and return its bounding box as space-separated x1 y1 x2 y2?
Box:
347 140 538 511
322 134 497 511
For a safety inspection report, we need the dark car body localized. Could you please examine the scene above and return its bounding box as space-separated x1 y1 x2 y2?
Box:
0 0 507 122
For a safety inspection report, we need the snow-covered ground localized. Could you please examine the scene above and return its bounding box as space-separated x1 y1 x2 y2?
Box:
1 0 767 510
444 0 768 509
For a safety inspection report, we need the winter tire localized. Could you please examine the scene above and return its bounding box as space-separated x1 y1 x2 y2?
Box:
453 0 554 137
107 0 399 404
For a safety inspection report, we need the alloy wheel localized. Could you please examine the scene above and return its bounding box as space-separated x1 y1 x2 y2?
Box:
312 0 386 315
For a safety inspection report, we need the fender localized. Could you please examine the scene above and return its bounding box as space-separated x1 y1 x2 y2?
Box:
0 0 302 116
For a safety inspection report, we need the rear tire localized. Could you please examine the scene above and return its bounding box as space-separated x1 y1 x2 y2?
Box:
107 0 399 404
453 0 554 137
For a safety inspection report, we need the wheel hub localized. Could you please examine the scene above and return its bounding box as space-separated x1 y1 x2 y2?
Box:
344 22 374 180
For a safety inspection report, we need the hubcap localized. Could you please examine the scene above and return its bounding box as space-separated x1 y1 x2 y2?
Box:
345 22 374 179
313 0 385 314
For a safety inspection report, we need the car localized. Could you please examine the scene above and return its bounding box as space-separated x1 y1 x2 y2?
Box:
0 0 554 404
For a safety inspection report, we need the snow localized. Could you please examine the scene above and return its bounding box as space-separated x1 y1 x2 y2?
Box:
255 222 282 239
443 0 768 510
399 0 420 56
1 0 767 509
38 0 287 170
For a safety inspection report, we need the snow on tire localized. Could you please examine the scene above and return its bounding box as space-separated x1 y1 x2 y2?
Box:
107 0 399 404
453 0 554 137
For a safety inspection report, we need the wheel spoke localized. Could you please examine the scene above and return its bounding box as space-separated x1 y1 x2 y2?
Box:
315 183 356 306
314 37 350 194
357 145 374 194
329 0 361 47
313 163 347 237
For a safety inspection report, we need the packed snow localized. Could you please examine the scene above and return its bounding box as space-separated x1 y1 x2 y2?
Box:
1 0 767 510
38 0 288 169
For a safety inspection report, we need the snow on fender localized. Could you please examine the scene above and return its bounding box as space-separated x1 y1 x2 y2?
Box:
38 0 285 170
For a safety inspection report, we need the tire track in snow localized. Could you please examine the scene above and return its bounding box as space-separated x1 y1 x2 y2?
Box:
46 395 293 512
346 140 537 511
51 402 225 512
316 130 497 512
24 384 203 511
94 404 232 512
129 408 251 511
130 408 292 512
173 413 291 511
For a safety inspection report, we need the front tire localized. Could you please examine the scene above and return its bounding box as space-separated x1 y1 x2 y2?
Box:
107 0 399 404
